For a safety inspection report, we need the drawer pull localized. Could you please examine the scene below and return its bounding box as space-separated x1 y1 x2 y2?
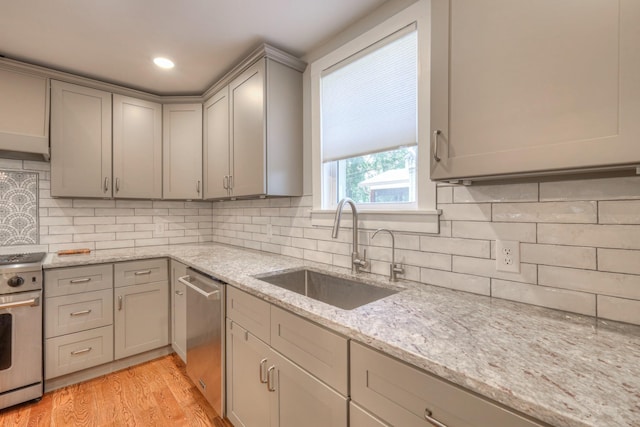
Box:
267 366 276 392
70 278 91 284
71 347 92 356
424 409 447 427
118 295 123 311
70 309 92 317
259 358 268 384
175 290 184 296
134 270 152 275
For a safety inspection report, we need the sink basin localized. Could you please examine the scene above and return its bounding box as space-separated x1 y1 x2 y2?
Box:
255 269 398 310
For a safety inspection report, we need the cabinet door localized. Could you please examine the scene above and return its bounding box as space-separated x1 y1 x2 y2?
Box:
230 59 266 197
271 350 348 427
113 95 162 198
163 103 203 199
51 80 112 197
114 281 169 359
350 402 390 427
431 0 640 180
203 87 230 199
0 65 49 157
170 260 188 362
226 319 272 427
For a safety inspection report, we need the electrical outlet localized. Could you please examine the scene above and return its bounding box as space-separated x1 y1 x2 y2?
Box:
496 240 520 273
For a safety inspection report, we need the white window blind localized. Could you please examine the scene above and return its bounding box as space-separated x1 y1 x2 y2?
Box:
321 25 417 163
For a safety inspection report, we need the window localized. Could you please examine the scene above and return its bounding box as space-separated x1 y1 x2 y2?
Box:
310 0 438 232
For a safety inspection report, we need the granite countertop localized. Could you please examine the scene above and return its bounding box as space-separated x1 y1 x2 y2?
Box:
44 243 640 427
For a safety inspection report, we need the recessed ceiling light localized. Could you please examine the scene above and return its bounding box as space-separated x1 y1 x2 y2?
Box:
153 57 175 69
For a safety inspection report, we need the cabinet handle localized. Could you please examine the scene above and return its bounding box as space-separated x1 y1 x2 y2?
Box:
228 175 233 190
70 309 92 317
70 278 91 284
175 290 184 296
71 347 92 356
115 177 120 193
267 366 276 392
196 180 201 194
118 295 123 311
223 176 228 190
134 270 152 275
259 358 268 384
433 130 442 162
104 177 109 193
424 409 448 427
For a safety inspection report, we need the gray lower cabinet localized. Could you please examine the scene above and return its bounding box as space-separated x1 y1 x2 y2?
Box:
170 260 188 362
351 342 545 427
350 402 389 427
44 264 115 380
226 286 348 427
114 260 169 360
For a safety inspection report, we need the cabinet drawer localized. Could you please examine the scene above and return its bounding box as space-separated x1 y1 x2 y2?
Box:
350 402 390 427
351 342 544 427
114 258 168 287
45 264 113 297
271 306 348 395
45 289 113 338
45 325 113 379
227 286 270 343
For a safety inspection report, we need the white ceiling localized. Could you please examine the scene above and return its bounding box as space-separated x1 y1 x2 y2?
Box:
0 0 387 95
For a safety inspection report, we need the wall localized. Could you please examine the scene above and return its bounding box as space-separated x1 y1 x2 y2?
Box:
0 158 213 255
211 174 640 327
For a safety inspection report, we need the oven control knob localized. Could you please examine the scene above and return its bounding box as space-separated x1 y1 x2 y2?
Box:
7 276 25 287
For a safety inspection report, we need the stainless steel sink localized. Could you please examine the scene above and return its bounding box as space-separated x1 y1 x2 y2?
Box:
255 269 398 310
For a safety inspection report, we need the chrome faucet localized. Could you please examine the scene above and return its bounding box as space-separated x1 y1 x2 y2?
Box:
332 198 368 273
371 228 405 282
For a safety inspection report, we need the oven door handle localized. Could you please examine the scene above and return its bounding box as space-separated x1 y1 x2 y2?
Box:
0 297 40 310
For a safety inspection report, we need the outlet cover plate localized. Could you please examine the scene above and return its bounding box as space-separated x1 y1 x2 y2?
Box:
496 240 520 273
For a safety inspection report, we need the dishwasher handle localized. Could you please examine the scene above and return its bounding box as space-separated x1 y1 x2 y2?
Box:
178 275 221 300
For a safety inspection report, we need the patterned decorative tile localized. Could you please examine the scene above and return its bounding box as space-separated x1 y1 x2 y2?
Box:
0 170 38 245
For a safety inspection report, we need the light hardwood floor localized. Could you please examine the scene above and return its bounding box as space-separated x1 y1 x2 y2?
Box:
0 354 234 427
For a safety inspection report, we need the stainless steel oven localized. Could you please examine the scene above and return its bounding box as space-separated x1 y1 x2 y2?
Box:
0 252 45 410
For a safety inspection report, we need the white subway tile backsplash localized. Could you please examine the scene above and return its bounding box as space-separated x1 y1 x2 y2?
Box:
439 203 492 221
520 243 596 270
453 256 537 284
436 185 453 204
115 200 153 208
48 225 94 235
453 221 536 242
74 217 116 225
598 201 640 224
95 224 135 233
492 202 597 223
74 232 116 242
94 208 134 216
597 296 640 325
73 199 116 208
539 266 640 299
303 249 332 265
420 236 490 258
420 268 491 296
453 183 538 203
597 249 640 275
491 279 596 316
540 176 640 201
538 224 640 249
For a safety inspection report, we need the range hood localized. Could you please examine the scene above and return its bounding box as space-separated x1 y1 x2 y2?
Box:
0 133 50 161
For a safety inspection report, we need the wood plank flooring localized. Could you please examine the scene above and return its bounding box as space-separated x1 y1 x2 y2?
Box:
0 354 234 427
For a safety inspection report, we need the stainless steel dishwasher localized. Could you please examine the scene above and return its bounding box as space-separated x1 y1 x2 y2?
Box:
178 268 226 415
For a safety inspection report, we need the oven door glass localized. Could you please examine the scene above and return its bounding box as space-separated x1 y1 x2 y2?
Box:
0 291 42 394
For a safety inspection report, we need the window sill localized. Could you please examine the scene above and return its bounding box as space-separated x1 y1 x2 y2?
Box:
310 209 441 234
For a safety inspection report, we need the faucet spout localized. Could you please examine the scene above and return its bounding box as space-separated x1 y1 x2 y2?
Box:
332 198 367 272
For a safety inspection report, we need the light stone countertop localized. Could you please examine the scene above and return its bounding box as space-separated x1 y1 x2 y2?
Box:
44 243 640 427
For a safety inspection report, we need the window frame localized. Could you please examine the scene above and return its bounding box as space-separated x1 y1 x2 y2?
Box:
310 0 439 233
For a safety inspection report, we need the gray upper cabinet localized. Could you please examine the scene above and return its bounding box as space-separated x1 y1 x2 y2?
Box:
203 47 305 200
0 64 50 160
51 80 112 198
430 0 640 181
163 103 203 200
113 95 162 199
203 87 230 199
